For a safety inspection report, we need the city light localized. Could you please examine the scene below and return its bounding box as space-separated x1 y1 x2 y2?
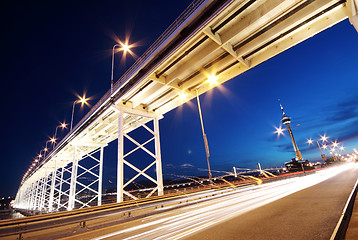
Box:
320 134 329 142
307 138 313 144
274 126 285 136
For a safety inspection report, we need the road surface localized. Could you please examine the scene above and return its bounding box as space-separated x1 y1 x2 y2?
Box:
56 164 358 240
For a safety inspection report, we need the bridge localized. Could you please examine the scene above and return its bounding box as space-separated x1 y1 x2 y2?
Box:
13 0 358 213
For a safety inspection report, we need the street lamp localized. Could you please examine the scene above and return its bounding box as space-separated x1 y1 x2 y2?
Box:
41 137 56 159
53 122 67 147
70 96 88 131
307 138 326 161
111 43 131 94
307 134 332 161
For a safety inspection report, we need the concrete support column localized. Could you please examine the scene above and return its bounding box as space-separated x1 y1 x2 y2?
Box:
57 166 64 211
117 109 124 203
40 169 48 211
48 159 57 212
68 146 78 211
98 147 104 206
34 174 41 210
154 116 164 196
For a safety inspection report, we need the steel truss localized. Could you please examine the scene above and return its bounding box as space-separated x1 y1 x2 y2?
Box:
66 146 104 210
115 106 164 202
14 107 164 212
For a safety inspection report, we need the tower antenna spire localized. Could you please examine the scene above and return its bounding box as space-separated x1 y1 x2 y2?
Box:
278 99 285 116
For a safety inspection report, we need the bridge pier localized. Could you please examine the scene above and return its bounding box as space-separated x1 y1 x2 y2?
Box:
56 165 65 211
68 146 78 211
48 159 57 212
40 169 49 211
34 174 41 210
65 144 105 211
114 105 164 203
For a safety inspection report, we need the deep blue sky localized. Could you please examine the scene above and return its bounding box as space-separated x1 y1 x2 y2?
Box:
1 1 358 197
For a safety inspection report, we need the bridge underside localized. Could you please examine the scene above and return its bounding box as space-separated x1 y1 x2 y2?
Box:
15 0 358 212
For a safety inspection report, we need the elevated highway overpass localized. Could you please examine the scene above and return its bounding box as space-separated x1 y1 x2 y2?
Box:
14 0 358 212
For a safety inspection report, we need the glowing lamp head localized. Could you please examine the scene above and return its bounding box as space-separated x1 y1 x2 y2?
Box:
307 139 313 145
320 135 328 142
207 75 218 85
179 92 187 101
121 43 130 52
61 123 67 128
44 148 48 152
38 154 42 158
79 97 87 104
50 138 56 143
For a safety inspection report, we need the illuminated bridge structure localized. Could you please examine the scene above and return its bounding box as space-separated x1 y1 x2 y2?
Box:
13 0 358 212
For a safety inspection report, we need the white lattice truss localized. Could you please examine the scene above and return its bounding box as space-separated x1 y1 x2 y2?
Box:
115 105 164 202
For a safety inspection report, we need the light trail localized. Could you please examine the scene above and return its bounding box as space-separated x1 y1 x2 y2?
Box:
93 164 355 240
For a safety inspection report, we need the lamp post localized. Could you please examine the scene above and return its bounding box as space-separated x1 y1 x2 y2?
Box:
70 96 88 131
42 138 56 158
195 89 215 186
53 122 67 147
307 135 329 161
111 43 130 94
193 75 218 186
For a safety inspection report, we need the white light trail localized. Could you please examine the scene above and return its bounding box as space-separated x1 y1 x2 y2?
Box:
93 164 354 240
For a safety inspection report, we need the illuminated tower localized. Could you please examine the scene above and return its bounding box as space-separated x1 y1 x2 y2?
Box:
280 103 303 160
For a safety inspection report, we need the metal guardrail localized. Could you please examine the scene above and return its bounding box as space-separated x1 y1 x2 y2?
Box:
331 177 358 240
23 0 206 183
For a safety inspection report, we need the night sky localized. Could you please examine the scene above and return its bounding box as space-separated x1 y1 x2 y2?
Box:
1 1 358 198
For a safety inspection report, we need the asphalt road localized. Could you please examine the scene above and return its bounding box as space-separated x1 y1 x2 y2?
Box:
61 164 358 240
184 164 358 240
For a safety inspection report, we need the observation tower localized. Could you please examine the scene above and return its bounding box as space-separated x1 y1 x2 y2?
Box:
280 103 303 160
